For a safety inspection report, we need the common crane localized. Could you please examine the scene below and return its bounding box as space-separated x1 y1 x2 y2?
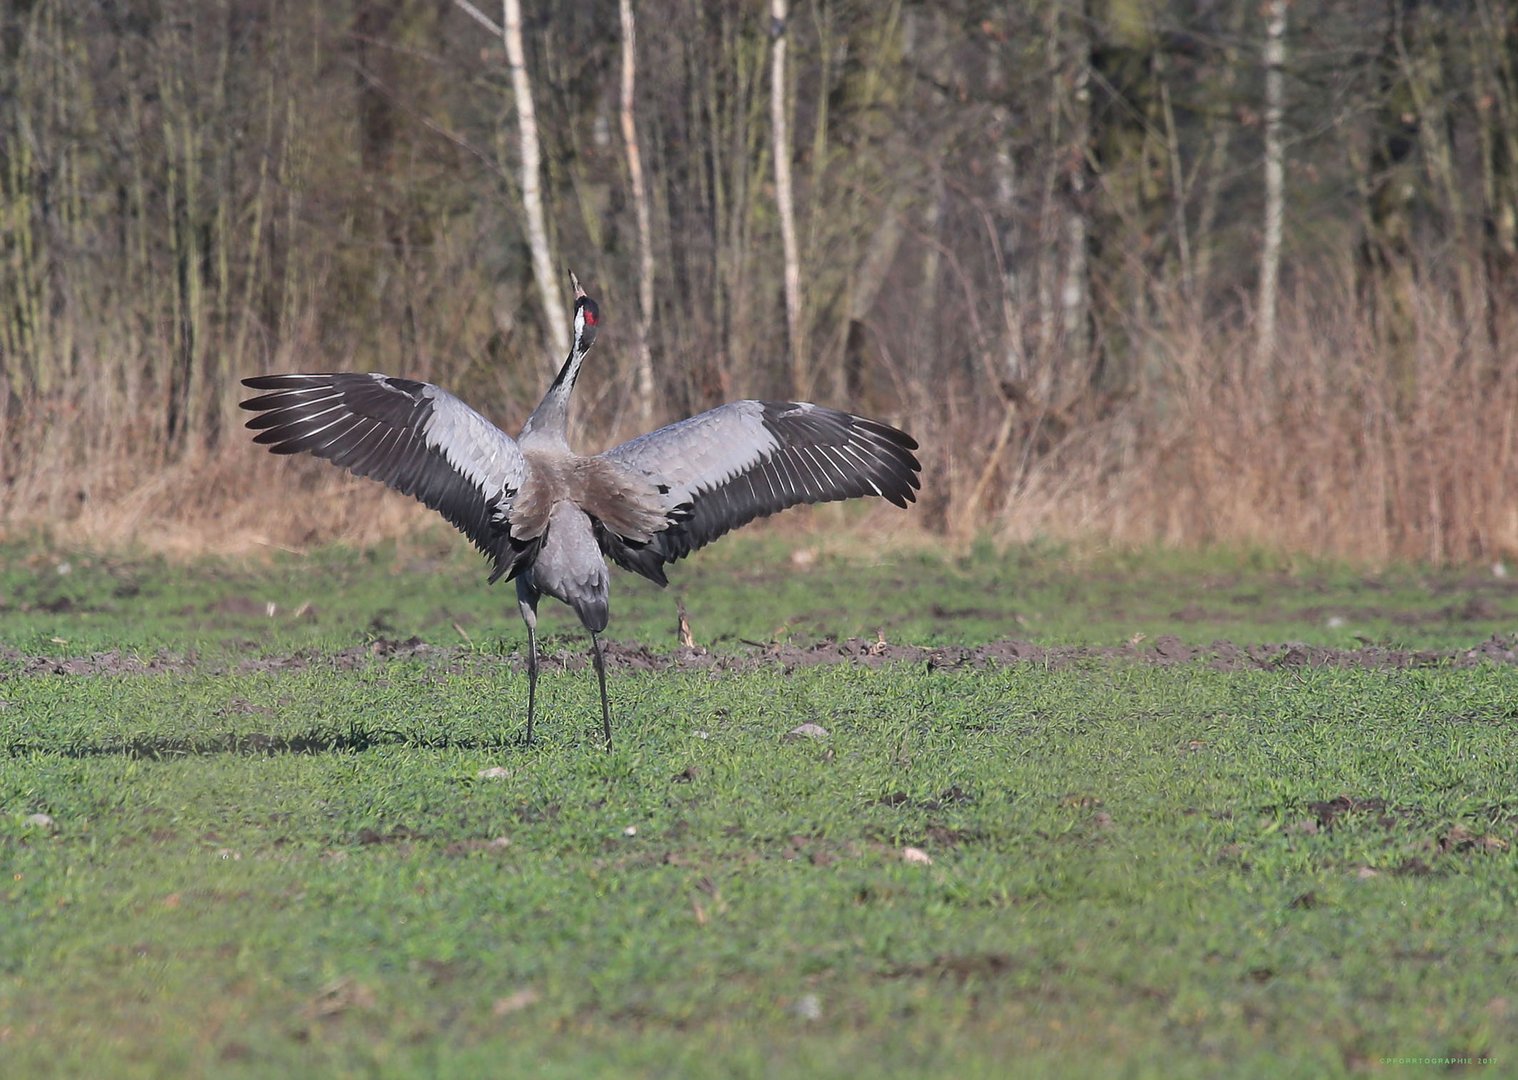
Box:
241 273 921 746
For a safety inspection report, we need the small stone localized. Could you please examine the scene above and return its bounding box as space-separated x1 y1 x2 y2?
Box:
900 846 933 865
691 731 711 740
1325 615 1346 629
791 993 822 1021
477 766 510 780
623 826 637 837
784 723 829 742
24 813 55 830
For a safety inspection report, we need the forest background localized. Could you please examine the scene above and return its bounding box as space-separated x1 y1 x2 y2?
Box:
2 0 1515 564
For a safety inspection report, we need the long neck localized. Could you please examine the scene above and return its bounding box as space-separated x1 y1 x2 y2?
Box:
521 344 586 445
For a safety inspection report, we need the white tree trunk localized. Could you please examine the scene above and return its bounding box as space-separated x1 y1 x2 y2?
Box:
1062 11 1091 367
770 0 804 396
501 0 568 362
992 113 1023 383
619 0 656 424
1257 0 1288 368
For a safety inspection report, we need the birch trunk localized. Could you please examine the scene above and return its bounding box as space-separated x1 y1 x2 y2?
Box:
1257 0 1288 368
770 0 804 397
1062 5 1092 369
502 0 567 361
619 0 656 424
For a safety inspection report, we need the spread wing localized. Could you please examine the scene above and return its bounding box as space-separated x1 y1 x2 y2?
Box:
240 373 534 581
597 400 920 585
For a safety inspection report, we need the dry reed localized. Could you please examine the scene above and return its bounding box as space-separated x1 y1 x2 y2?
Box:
4 275 1513 568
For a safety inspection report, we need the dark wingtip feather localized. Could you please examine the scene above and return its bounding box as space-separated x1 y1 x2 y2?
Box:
242 373 303 393
239 371 532 583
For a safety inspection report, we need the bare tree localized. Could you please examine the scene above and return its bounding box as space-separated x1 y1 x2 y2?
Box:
1192 3 1250 298
1258 0 1288 367
619 0 656 424
770 0 804 396
453 0 567 362
1061 3 1092 370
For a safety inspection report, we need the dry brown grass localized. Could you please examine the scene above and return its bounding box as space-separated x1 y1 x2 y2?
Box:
992 284 1518 563
4 279 1515 567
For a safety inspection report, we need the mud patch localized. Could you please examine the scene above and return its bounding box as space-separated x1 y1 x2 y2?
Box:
883 952 1042 983
571 632 1518 676
9 632 1518 680
28 729 383 760
1306 795 1398 832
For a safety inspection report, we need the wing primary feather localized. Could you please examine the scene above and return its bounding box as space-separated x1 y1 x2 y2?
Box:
324 419 380 468
244 397 345 430
348 425 403 480
794 444 839 497
260 412 355 452
594 399 920 580
242 372 528 581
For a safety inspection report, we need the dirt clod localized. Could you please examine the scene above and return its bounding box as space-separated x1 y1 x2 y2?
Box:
1306 796 1393 832
307 977 375 1018
492 988 540 1017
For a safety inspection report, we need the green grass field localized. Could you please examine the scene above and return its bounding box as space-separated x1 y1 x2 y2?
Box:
3 532 1517 1076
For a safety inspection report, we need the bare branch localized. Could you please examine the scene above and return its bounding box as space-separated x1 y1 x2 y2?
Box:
450 0 502 38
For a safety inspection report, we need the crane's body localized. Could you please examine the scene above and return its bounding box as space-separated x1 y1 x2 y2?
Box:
242 273 920 746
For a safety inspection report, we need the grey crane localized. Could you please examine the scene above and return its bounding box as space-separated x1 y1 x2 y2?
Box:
240 272 920 746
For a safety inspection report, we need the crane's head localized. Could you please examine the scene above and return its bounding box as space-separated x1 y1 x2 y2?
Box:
569 270 599 354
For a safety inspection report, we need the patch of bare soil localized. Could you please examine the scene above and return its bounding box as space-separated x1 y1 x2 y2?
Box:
884 953 1019 982
544 632 1518 675
8 633 1518 680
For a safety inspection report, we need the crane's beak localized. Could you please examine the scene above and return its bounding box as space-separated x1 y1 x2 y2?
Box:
569 270 586 300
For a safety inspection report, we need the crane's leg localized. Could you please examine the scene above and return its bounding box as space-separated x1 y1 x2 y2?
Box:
516 579 541 746
589 631 613 750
